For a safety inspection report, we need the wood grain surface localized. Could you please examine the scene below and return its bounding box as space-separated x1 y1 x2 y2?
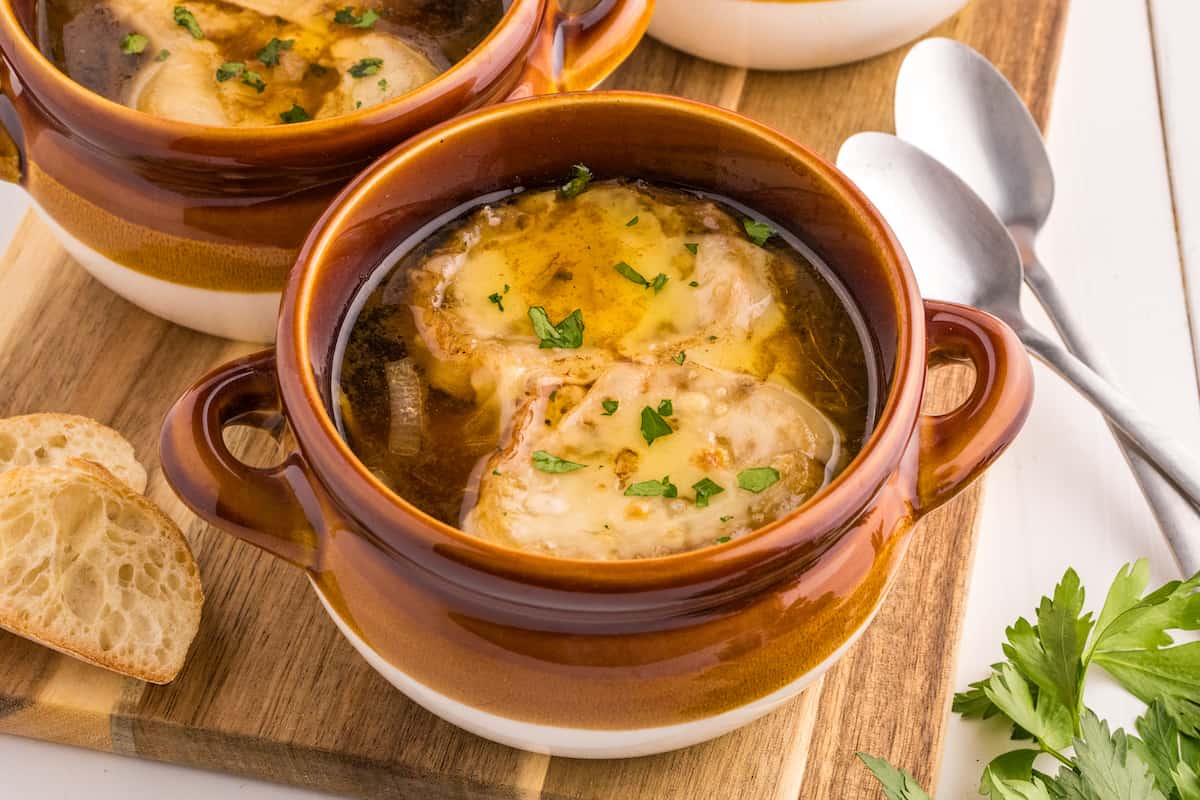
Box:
0 2 1067 797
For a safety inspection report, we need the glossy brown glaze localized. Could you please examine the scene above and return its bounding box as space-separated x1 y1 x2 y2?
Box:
0 0 653 291
160 93 1034 729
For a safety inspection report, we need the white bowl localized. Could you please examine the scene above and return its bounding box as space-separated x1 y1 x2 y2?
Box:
648 0 968 71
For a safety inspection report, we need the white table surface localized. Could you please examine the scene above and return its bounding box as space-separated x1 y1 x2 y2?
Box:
0 1 1196 796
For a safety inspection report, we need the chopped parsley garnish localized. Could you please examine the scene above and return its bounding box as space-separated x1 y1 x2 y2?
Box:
688 280 699 287
626 216 639 227
378 78 389 92
737 467 780 493
531 450 585 473
650 273 669 294
491 469 501 476
692 477 725 508
256 37 293 66
216 62 245 82
308 63 329 77
528 306 584 349
684 242 699 255
743 218 777 247
120 33 148 55
614 261 649 287
155 48 171 61
601 399 619 416
173 6 204 39
707 335 718 342
624 475 678 498
487 284 509 311
559 164 593 199
348 58 383 78
720 515 733 522
715 535 732 543
672 351 686 365
241 70 266 92
334 6 379 28
639 405 673 446
656 399 673 417
279 103 311 124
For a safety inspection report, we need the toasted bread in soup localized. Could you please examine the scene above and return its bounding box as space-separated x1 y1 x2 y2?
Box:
0 413 148 493
0 460 203 684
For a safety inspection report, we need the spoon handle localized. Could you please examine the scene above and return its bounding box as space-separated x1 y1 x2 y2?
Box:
1018 323 1200 572
1022 251 1200 577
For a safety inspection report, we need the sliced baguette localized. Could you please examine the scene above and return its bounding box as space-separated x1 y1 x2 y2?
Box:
0 413 148 493
0 460 203 683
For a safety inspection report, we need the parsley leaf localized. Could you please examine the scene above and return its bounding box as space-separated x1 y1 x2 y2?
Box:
656 399 673 416
1001 568 1094 720
737 467 780 493
692 477 724 508
1060 711 1165 800
1131 700 1190 797
120 33 148 54
559 164 593 199
241 70 266 92
979 750 1042 800
216 62 245 82
155 48 171 61
684 242 699 255
349 58 383 78
856 753 934 800
528 307 584 349
626 215 638 226
623 475 678 498
743 218 776 247
531 450 585 473
279 103 311 124
983 662 1074 751
672 351 686 365
715 535 731 543
639 405 672 446
614 261 649 287
256 37 293 66
601 399 618 416
173 6 204 39
1095 646 1200 736
488 292 504 312
334 7 379 27
651 272 669 294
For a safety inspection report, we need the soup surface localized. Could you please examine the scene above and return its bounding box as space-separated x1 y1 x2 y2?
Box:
36 0 505 126
337 176 878 560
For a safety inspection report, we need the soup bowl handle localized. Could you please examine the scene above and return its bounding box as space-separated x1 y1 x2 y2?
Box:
913 300 1033 516
0 59 23 184
160 350 321 569
509 0 655 98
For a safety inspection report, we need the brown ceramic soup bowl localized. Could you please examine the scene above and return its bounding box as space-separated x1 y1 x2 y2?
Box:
160 92 1033 757
0 0 651 342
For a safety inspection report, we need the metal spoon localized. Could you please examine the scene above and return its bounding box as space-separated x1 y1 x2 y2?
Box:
893 37 1199 575
837 132 1200 575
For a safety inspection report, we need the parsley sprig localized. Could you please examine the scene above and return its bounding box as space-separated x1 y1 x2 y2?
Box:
860 560 1200 800
528 307 584 349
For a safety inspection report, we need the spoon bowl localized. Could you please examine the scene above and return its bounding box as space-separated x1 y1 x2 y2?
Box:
837 132 1024 317
895 37 1054 231
837 131 1200 536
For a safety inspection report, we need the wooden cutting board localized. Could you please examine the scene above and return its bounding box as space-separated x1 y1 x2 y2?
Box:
0 2 1067 797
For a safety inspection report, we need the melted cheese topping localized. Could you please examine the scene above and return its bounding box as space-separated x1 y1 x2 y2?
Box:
404 183 808 409
102 0 439 125
463 362 841 560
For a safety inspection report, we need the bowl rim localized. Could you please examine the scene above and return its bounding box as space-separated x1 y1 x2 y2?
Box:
278 90 927 590
0 0 541 153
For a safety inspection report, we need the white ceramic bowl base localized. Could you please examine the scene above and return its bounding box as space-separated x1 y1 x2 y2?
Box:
35 205 281 343
648 0 968 71
314 579 879 758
